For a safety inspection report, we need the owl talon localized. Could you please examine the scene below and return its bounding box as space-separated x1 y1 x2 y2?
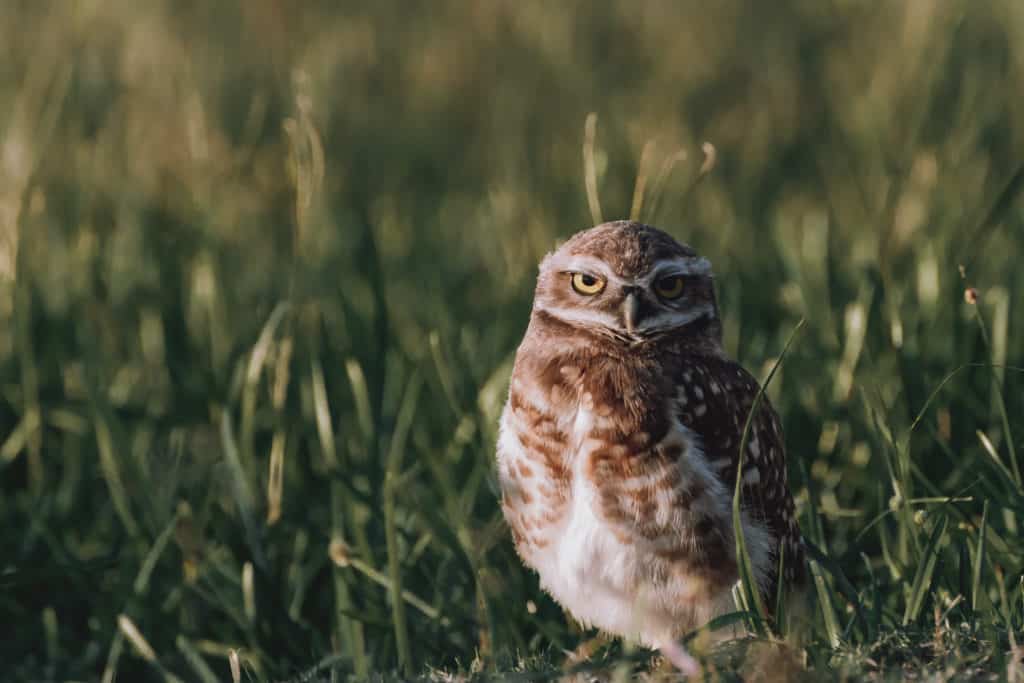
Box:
562 632 611 668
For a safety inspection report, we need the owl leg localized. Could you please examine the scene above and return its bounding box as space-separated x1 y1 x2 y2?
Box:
659 639 700 676
561 631 612 667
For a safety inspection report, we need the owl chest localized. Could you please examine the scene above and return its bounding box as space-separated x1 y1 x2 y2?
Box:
499 392 731 623
498 405 640 601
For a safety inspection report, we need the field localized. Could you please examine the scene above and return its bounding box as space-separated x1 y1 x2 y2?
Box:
3 2 1024 681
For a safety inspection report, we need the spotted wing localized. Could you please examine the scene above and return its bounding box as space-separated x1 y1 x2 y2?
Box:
674 355 805 595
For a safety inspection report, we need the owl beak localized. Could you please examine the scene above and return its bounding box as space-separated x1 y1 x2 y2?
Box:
622 292 641 334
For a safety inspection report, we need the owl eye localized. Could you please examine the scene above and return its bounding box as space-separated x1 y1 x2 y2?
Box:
654 275 685 299
570 272 605 295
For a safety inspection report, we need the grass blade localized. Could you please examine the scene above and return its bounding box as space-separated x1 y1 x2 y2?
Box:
219 413 265 569
971 500 989 613
995 565 1018 650
733 318 805 630
977 430 1019 491
808 558 841 648
345 358 375 445
629 140 654 221
682 610 752 644
175 636 219 683
774 542 787 630
962 270 1021 487
92 411 140 539
240 302 291 469
429 330 461 415
902 514 948 626
804 540 867 634
316 358 369 677
118 614 185 683
384 371 423 676
133 514 178 596
583 112 603 225
100 628 125 683
311 357 339 470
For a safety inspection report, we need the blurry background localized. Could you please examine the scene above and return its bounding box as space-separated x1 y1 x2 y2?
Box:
2 1 1024 680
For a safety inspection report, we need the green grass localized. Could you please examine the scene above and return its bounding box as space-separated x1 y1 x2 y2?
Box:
3 1 1024 680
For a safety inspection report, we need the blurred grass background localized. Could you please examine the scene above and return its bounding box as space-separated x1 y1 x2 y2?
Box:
3 1 1024 680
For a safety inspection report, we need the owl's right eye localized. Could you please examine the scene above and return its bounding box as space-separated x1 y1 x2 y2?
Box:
570 272 606 295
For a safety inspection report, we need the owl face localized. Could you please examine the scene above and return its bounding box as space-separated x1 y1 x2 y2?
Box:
532 221 720 343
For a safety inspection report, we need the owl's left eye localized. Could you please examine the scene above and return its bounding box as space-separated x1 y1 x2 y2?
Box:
570 272 605 295
654 275 685 299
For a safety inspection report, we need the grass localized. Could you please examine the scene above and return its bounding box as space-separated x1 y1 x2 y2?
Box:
2 1 1024 680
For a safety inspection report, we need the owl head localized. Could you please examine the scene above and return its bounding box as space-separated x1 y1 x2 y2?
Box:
531 220 721 347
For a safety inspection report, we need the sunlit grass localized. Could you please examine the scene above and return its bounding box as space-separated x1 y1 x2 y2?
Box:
2 1 1024 680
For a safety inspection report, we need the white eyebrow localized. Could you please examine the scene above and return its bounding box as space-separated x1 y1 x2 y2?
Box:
561 256 616 276
544 255 630 285
534 302 620 328
541 253 713 283
644 257 713 281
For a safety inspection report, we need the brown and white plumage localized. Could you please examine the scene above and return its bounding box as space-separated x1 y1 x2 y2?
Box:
497 220 804 667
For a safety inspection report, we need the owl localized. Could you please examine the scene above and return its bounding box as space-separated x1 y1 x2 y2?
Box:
496 220 804 672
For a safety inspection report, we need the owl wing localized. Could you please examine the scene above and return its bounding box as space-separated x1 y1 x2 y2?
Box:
674 355 805 592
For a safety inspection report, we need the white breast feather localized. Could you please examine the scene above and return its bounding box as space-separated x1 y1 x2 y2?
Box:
499 399 777 647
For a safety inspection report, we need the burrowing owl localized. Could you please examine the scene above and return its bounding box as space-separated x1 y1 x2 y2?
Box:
497 220 804 670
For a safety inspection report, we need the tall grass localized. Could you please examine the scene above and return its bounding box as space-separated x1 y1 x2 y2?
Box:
2 2 1024 680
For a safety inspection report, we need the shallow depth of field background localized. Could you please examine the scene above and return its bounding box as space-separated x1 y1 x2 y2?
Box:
3 2 1024 681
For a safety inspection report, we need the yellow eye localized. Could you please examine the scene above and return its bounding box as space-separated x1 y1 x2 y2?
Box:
654 275 685 299
570 272 605 295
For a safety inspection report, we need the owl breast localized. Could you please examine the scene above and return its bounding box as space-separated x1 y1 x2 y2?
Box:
497 361 769 646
